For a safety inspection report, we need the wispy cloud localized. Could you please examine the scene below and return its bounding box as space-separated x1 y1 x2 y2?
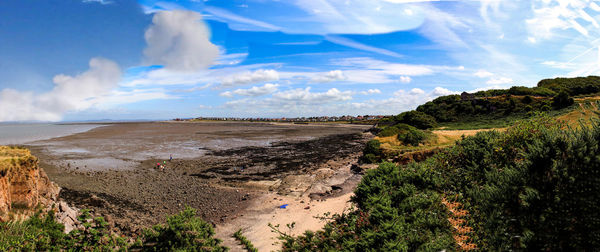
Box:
325 35 403 58
220 83 279 97
219 69 280 88
82 0 113 5
203 6 281 31
311 70 346 83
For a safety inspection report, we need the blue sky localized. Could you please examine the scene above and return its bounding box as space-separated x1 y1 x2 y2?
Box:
1 0 600 121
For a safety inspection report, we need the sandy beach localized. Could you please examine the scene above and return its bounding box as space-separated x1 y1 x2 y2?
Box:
24 121 372 248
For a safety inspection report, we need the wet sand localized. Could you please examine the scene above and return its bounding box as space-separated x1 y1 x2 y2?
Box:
25 121 372 241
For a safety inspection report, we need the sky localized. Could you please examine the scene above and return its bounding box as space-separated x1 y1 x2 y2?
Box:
1 0 600 121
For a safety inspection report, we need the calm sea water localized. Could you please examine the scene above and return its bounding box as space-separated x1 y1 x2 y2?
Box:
0 123 103 145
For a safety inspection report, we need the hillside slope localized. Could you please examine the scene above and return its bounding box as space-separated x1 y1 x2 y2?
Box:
278 76 600 251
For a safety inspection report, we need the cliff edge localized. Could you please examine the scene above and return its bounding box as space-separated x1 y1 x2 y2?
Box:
0 146 60 221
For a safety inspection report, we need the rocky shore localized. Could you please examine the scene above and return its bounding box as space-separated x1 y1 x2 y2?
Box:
23 121 372 242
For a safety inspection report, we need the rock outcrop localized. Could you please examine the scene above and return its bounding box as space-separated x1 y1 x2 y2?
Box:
0 146 60 221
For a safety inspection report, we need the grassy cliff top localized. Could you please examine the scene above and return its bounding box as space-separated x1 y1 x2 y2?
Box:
0 146 35 171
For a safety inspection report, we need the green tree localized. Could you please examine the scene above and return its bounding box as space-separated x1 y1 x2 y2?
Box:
552 90 574 108
395 111 437 129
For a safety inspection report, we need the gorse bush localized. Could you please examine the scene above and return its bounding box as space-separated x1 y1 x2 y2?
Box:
141 206 227 251
284 116 600 250
397 126 427 146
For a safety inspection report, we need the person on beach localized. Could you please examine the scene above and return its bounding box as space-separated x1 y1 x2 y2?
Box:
169 154 173 161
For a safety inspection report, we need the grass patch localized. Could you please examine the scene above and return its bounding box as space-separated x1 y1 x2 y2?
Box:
437 107 574 130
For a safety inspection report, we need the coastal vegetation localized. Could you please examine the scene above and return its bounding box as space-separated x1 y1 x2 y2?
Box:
279 76 600 250
282 116 600 250
366 76 600 163
0 207 227 251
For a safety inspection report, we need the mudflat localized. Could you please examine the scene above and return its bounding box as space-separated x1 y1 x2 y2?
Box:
25 121 371 241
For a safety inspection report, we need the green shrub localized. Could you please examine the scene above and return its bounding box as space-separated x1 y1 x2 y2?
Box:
397 127 427 146
361 140 382 163
364 139 381 156
552 90 574 108
394 111 437 129
279 162 454 251
67 209 128 251
362 153 379 164
0 211 65 251
376 126 400 137
233 229 258 252
141 206 227 251
0 209 127 251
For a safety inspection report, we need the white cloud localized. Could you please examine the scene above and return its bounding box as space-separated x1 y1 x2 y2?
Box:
486 77 513 85
431 87 458 96
351 86 458 114
291 0 427 34
474 70 493 78
526 1 599 41
409 88 425 95
203 6 281 31
351 87 458 115
541 61 575 69
360 89 382 95
311 70 346 82
82 0 112 4
122 63 281 87
417 4 469 49
93 88 173 109
272 87 352 103
325 35 403 58
219 91 234 98
220 83 279 97
327 57 435 84
383 0 442 3
0 58 121 122
335 57 434 76
224 87 354 115
144 10 219 71
220 69 280 88
214 53 248 66
399 76 412 83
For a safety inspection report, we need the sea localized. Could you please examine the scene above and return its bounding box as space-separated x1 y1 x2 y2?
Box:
0 123 103 145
